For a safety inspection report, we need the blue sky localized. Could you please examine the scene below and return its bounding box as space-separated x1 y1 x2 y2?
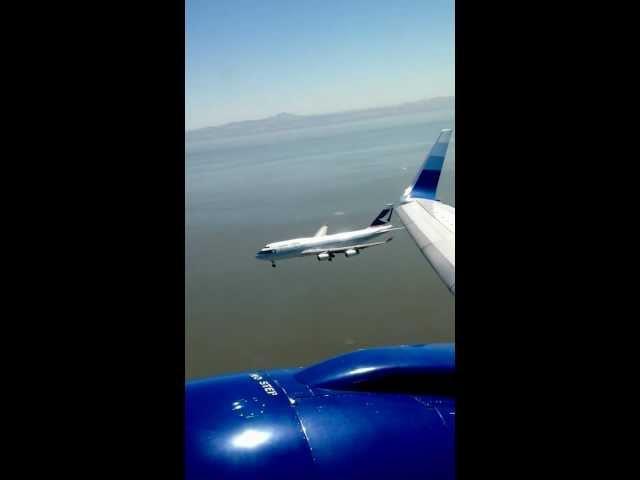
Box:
186 0 454 129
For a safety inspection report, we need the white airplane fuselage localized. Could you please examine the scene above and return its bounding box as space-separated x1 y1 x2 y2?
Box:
256 224 397 263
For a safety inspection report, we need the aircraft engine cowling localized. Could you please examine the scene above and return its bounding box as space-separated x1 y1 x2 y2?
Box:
345 248 359 257
186 344 455 480
317 252 330 261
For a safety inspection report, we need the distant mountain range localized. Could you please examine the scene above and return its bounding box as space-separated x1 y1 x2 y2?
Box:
187 96 454 141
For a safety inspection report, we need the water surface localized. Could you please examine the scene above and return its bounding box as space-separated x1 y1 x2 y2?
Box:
186 110 455 379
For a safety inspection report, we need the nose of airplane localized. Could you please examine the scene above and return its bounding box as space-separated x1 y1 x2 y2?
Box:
256 247 275 261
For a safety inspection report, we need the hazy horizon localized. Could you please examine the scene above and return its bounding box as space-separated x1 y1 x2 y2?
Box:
186 0 455 378
186 0 454 129
187 95 454 132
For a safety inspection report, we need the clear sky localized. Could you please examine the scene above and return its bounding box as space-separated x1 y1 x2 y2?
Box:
186 0 454 130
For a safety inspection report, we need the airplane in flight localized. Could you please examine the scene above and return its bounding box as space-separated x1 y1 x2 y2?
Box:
396 128 455 294
186 129 457 480
255 206 403 267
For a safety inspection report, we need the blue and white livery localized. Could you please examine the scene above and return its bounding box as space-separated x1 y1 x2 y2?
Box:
256 206 402 267
397 129 455 294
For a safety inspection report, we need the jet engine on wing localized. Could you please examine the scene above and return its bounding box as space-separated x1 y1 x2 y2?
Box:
317 252 330 261
345 248 359 257
186 344 455 480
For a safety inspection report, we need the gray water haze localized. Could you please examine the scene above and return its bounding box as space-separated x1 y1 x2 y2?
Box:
186 102 455 379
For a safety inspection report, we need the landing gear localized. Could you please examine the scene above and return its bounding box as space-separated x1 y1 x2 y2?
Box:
271 262 276 268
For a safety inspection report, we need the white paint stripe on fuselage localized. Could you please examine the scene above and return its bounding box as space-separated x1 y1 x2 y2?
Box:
267 225 394 260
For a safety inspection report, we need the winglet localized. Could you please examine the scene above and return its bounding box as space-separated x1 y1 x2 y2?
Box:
403 129 452 201
314 225 328 237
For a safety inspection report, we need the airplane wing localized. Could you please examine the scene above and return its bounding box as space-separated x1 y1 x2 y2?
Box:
397 129 455 294
314 225 328 237
301 238 392 256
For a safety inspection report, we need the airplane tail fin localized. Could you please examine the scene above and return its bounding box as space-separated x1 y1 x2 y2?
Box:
403 129 452 201
370 204 394 226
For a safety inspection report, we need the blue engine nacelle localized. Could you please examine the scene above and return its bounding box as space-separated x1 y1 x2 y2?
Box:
186 343 455 480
